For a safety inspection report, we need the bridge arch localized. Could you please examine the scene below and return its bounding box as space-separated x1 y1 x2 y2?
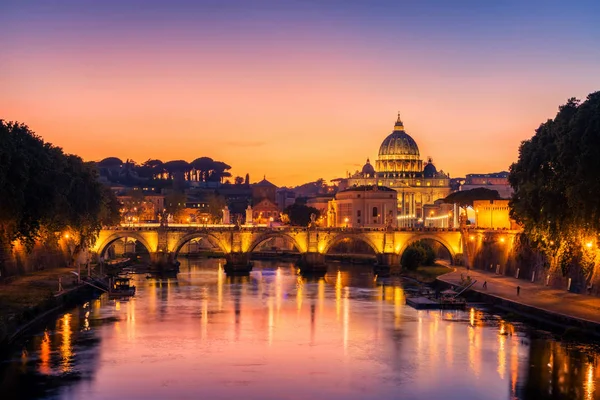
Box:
173 232 229 257
96 232 154 258
247 232 304 253
322 233 381 255
398 234 457 264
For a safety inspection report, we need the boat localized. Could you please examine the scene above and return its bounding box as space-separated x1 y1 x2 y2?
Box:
108 276 136 297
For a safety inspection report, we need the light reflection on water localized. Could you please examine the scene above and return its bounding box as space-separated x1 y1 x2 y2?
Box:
1 258 600 400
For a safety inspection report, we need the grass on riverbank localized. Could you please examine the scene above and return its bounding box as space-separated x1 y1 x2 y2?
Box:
0 267 78 324
401 263 453 283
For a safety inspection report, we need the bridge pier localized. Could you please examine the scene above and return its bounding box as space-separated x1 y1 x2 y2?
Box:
150 252 180 273
224 252 253 276
375 253 401 276
296 252 327 275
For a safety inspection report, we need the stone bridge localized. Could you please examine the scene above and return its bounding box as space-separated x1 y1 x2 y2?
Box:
91 225 472 273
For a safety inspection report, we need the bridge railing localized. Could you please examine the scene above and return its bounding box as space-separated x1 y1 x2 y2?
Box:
102 223 465 233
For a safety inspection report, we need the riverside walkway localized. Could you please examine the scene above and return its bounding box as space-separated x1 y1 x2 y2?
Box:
438 266 600 330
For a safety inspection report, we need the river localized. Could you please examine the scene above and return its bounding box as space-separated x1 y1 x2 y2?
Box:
1 259 599 400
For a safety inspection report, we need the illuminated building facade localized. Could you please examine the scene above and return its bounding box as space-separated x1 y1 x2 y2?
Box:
473 199 517 229
345 114 452 223
327 185 398 228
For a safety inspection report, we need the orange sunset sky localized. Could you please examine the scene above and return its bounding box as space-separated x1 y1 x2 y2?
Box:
2 1 599 186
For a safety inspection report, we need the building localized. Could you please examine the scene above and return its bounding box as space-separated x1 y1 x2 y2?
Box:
251 177 279 224
306 195 334 227
462 172 513 199
345 114 452 224
473 199 517 229
422 200 455 228
327 185 397 229
252 177 277 204
252 199 280 224
276 188 297 212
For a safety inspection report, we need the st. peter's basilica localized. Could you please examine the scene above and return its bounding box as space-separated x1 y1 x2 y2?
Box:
339 113 452 225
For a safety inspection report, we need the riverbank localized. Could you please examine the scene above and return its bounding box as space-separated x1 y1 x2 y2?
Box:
437 266 600 336
400 264 453 283
0 267 92 347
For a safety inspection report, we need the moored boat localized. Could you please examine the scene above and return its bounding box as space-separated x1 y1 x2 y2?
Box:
108 277 136 297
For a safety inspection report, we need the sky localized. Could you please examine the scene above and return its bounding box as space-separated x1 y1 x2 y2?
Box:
2 0 599 186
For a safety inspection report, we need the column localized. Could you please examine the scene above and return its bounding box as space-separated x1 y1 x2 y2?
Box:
411 193 415 226
453 203 458 227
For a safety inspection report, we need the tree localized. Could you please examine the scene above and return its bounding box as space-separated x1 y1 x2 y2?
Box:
443 188 501 224
136 159 163 179
0 120 121 274
401 247 424 271
401 240 436 270
206 193 227 223
208 161 232 183
190 157 214 182
164 192 187 222
234 176 244 185
509 92 600 277
56 157 120 264
282 204 320 226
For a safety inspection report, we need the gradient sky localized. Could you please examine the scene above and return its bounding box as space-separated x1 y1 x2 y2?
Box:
2 0 599 186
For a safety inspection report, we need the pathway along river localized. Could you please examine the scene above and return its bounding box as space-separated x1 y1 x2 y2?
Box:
1 259 600 400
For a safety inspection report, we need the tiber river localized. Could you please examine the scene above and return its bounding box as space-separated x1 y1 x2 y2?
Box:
1 259 600 400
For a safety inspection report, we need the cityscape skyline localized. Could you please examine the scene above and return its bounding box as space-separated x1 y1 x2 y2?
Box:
2 0 599 186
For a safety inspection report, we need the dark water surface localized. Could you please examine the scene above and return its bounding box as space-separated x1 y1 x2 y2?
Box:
1 259 600 400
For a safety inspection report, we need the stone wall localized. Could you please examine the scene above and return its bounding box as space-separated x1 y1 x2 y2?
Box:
0 240 69 279
470 234 600 296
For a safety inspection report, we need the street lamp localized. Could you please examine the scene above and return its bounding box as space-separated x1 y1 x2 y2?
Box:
344 217 349 228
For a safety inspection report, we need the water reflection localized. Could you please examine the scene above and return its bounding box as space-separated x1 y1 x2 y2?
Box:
1 259 600 400
59 314 72 373
38 331 50 375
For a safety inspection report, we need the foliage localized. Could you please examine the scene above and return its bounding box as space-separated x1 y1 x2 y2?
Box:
401 247 423 271
0 121 120 271
443 188 501 206
401 240 437 270
282 204 320 226
164 191 187 222
96 155 234 186
206 193 227 223
292 179 330 197
509 92 600 276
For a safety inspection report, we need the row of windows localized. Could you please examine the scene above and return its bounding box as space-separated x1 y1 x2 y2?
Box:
378 180 447 186
253 211 277 218
355 207 379 217
356 194 395 199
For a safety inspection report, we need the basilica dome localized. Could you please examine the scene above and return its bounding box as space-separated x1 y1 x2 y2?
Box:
361 158 375 176
377 115 420 160
376 114 423 175
423 158 438 178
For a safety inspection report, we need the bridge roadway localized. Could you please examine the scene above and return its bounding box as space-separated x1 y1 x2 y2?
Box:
92 225 518 274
